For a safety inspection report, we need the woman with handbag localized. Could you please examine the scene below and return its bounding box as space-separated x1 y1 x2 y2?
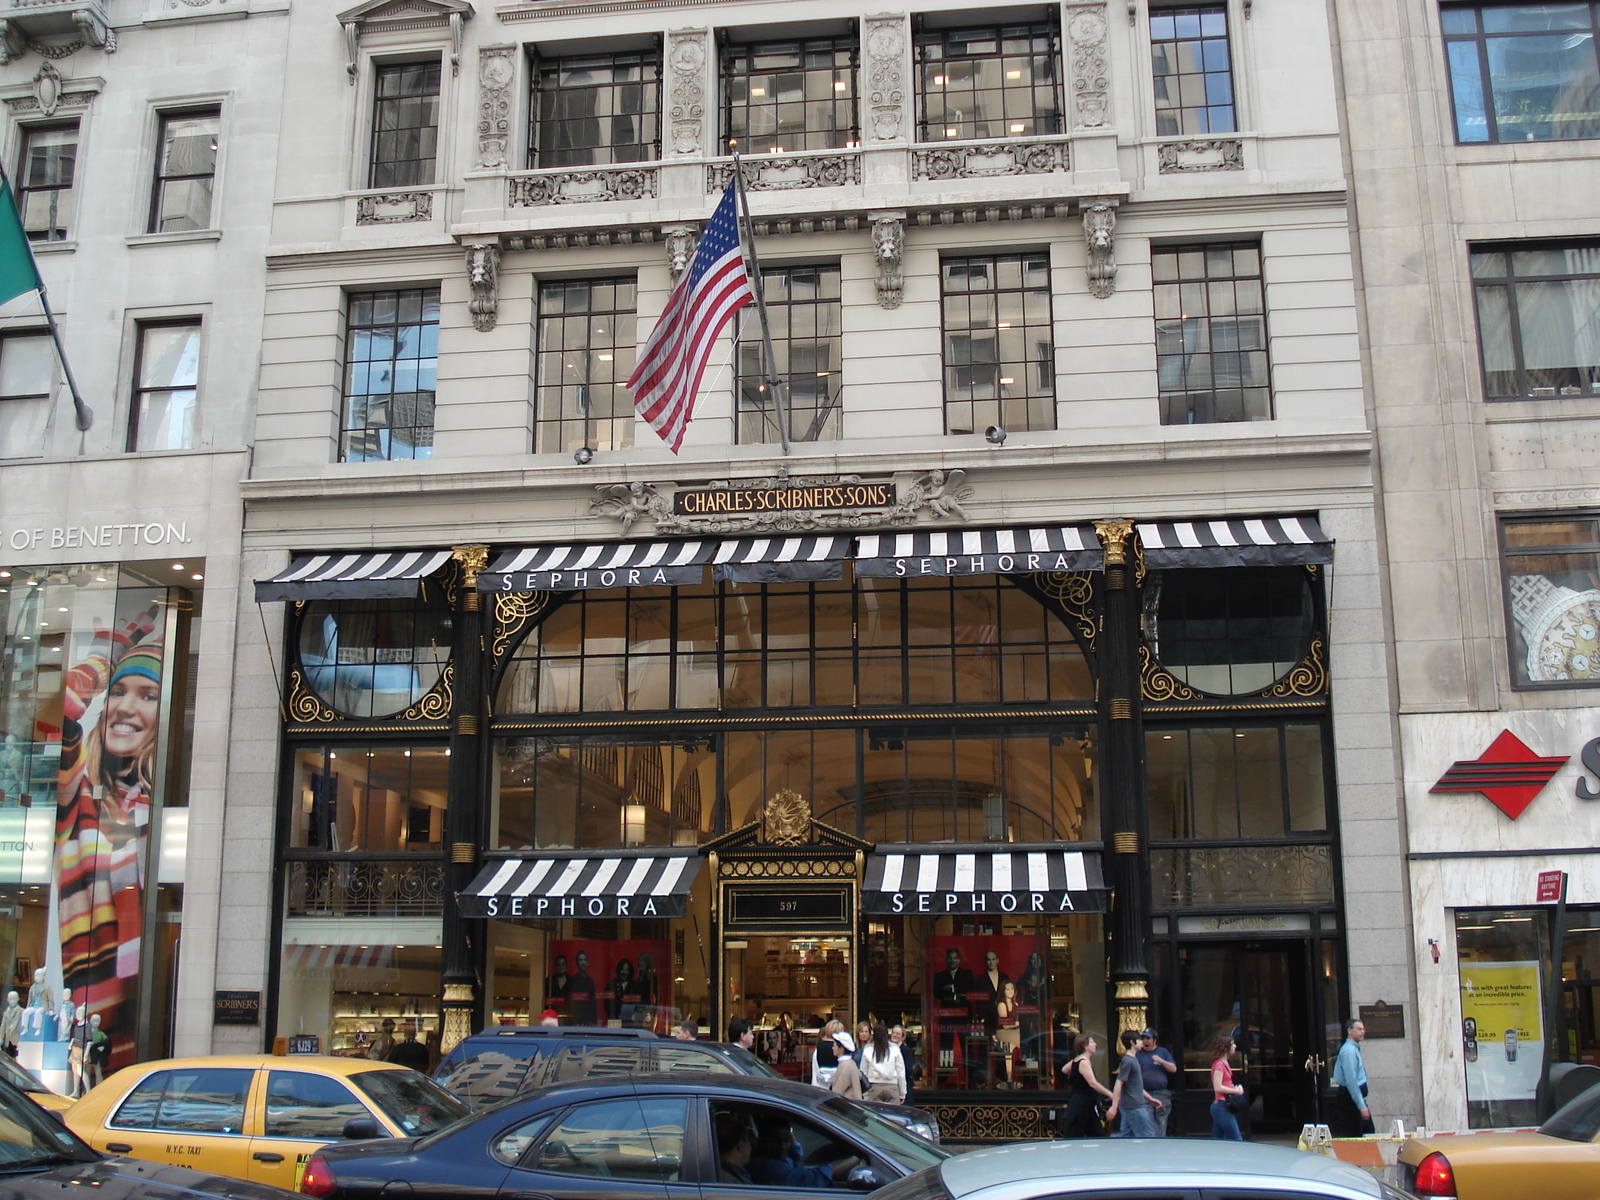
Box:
1057 1034 1114 1137
1209 1033 1246 1140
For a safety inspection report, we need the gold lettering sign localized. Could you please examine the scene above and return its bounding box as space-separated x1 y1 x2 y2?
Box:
674 483 896 516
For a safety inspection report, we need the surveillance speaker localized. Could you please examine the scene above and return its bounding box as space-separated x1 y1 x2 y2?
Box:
984 425 1007 445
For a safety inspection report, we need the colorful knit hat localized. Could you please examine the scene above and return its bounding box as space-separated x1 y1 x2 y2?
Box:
110 638 163 687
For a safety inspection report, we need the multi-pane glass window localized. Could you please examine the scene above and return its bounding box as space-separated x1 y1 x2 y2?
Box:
724 36 858 152
535 278 637 454
341 287 439 462
296 592 453 718
288 744 450 851
531 51 659 168
1150 566 1317 695
1154 242 1271 424
370 62 441 188
17 125 76 242
941 253 1055 435
1471 244 1600 398
736 264 841 444
496 571 1093 715
0 335 53 458
1150 5 1236 135
1500 515 1600 687
129 321 200 452
149 110 219 233
1146 722 1330 841
1442 5 1600 143
915 22 1062 141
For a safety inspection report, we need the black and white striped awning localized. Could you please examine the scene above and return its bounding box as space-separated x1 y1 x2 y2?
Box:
713 535 851 583
459 850 702 918
254 550 454 602
479 540 714 592
863 844 1107 915
854 526 1101 578
1136 516 1332 569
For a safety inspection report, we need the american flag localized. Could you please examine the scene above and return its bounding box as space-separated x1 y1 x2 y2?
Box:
628 181 754 453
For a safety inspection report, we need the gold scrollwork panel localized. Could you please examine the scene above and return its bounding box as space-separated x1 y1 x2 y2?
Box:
285 661 453 728
1140 642 1202 702
1141 632 1328 703
492 590 556 672
923 1104 1053 1142
1027 571 1097 652
1264 632 1327 698
719 859 853 879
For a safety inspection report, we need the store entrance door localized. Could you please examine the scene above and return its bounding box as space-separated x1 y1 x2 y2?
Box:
1166 939 1329 1136
725 934 853 1079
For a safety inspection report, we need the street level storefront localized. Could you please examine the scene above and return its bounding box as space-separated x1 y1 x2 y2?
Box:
258 510 1349 1139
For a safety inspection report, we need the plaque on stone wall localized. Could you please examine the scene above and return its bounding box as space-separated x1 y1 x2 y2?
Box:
1357 1000 1405 1039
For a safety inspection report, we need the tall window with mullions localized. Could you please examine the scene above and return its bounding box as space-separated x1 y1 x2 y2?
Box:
370 62 441 188
1470 244 1600 399
736 264 842 444
1442 4 1600 144
1150 4 1236 135
1153 242 1271 424
531 50 660 168
915 21 1062 142
941 253 1055 435
535 278 638 454
723 34 858 153
341 287 439 462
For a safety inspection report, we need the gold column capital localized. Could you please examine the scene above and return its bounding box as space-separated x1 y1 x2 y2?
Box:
1094 519 1136 566
452 544 491 588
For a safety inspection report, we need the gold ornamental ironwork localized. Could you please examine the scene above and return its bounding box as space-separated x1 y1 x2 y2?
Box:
452 545 490 611
1265 632 1328 698
761 789 811 845
492 590 556 667
1029 571 1097 651
1139 643 1203 702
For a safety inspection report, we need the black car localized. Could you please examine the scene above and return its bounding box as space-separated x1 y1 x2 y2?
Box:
0 1072 295 1200
302 1073 951 1200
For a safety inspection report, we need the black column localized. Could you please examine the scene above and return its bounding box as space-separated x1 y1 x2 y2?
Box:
1094 520 1150 1037
441 546 489 1054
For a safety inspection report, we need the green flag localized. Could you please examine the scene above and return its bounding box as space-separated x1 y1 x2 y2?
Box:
0 177 41 307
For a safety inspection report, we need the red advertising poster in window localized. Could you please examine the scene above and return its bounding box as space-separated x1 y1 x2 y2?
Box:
546 940 670 1029
926 934 1049 1089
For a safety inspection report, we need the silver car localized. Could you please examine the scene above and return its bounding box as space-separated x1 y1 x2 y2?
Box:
870 1138 1411 1200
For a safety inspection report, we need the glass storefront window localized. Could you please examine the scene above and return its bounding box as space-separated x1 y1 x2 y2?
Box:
289 745 449 852
297 595 451 718
277 937 443 1061
496 571 1092 714
1456 907 1549 1128
1146 721 1329 840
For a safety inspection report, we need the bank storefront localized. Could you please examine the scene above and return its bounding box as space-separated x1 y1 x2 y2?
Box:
257 485 1348 1139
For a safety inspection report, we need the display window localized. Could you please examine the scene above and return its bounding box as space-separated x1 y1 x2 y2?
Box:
276 940 443 1062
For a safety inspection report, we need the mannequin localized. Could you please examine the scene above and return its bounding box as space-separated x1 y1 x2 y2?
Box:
85 1014 107 1089
0 990 19 1056
23 970 50 1036
67 1004 87 1097
55 988 73 1042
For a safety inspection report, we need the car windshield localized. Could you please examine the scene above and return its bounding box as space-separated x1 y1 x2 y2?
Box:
0 1055 46 1096
350 1069 470 1136
819 1098 951 1171
721 1046 782 1078
1539 1083 1600 1142
0 1082 97 1171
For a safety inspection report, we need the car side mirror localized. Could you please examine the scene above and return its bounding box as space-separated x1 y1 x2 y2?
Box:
343 1117 382 1140
846 1166 882 1191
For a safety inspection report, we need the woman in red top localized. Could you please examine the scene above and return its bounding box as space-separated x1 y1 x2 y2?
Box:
1209 1033 1246 1140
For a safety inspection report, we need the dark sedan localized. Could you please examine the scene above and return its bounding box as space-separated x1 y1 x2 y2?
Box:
0 1073 296 1200
301 1073 951 1200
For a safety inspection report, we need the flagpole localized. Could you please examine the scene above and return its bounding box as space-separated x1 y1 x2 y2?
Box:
729 143 790 455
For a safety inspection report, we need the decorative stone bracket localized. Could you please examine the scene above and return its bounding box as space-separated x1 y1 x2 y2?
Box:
1082 197 1119 299
464 242 500 332
0 2 116 64
871 213 904 310
664 224 698 286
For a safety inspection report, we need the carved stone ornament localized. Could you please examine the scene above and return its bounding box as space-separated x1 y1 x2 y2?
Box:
591 482 674 535
509 167 658 207
761 789 811 846
4 78 97 117
664 224 698 286
1065 4 1110 129
864 13 906 142
0 4 113 65
871 213 904 310
912 141 1068 180
1082 198 1118 299
464 242 500 332
476 43 515 169
666 28 707 156
707 154 860 192
338 0 473 84
356 190 433 224
1157 138 1245 172
32 61 60 115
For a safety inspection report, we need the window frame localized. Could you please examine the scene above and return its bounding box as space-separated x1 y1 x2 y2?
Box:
1148 2 1237 136
913 17 1064 143
1152 238 1272 425
338 284 441 463
127 317 202 453
369 59 443 189
0 330 57 460
735 261 843 445
721 30 860 153
534 275 639 455
1498 512 1600 691
1469 241 1600 400
938 250 1056 435
16 121 78 243
261 1069 376 1141
147 106 221 234
527 44 662 169
1440 3 1600 145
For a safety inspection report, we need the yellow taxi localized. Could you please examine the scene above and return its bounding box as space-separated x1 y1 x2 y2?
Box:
1398 1082 1600 1198
65 1054 469 1190
0 1047 72 1112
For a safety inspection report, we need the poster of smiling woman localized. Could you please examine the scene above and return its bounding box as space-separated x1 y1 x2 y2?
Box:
53 601 165 1072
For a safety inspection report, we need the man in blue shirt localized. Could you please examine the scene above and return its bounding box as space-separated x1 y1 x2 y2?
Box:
1135 1029 1178 1135
749 1116 861 1188
1331 1018 1374 1136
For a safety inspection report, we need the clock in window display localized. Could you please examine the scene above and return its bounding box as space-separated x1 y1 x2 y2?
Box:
1509 573 1600 683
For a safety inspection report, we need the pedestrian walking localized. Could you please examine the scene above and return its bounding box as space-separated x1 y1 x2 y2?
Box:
829 1031 864 1099
1135 1028 1178 1135
1107 1029 1163 1138
1331 1018 1375 1136
1056 1034 1114 1137
1208 1034 1245 1140
860 1022 907 1103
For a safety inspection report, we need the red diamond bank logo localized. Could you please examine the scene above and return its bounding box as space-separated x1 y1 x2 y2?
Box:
1429 730 1569 820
